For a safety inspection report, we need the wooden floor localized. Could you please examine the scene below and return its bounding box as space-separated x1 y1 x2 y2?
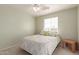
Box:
0 44 78 55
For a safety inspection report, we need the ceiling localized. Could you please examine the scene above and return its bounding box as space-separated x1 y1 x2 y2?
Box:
30 4 77 16
0 4 77 16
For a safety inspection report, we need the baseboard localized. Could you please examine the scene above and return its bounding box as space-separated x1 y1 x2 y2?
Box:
0 40 21 51
0 44 18 51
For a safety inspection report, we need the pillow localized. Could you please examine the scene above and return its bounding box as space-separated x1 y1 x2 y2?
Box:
40 30 49 36
40 30 44 35
43 31 49 36
40 30 58 37
48 31 58 37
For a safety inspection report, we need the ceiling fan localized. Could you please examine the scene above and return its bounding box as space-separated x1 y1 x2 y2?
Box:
33 4 49 12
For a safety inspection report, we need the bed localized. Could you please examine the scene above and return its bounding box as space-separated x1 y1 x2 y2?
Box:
20 35 60 55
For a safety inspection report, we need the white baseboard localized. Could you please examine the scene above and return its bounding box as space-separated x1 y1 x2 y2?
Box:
0 44 19 51
0 40 21 51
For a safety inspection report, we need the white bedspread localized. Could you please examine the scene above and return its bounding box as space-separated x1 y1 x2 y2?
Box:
20 35 60 55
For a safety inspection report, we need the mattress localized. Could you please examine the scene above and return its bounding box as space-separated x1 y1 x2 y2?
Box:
20 35 60 55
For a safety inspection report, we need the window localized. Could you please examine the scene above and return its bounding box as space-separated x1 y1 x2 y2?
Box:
43 17 58 32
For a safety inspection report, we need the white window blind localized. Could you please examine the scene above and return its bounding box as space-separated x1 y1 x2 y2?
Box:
44 17 58 32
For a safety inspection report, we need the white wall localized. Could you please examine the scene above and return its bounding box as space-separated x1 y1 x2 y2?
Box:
0 5 35 49
35 7 77 40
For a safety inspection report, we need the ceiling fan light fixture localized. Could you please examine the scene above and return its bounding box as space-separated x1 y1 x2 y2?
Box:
33 6 40 12
32 4 49 12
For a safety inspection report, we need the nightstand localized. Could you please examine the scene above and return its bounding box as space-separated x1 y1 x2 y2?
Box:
61 39 77 52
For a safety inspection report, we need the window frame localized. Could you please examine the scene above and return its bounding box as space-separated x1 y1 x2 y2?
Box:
43 17 58 32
